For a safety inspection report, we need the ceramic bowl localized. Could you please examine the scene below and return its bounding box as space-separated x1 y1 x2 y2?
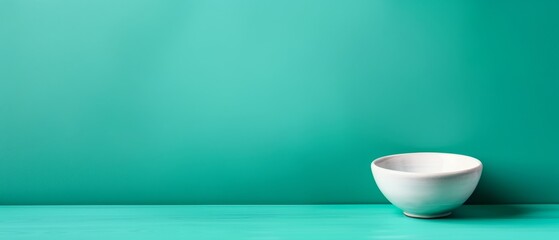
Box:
371 152 482 218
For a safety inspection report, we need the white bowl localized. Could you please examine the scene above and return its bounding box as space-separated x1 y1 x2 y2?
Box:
371 152 482 218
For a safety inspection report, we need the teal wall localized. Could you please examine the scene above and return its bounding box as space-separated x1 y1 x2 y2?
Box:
1 0 558 204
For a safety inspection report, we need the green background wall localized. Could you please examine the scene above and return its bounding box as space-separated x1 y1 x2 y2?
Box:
1 0 558 204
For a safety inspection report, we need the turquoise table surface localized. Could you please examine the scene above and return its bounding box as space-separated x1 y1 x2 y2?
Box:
0 205 557 240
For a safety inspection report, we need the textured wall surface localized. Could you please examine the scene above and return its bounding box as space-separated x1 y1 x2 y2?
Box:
1 0 558 204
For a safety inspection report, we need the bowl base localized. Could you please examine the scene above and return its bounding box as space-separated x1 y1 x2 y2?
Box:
404 211 452 219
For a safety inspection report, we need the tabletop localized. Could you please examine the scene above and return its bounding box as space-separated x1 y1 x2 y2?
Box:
0 204 557 239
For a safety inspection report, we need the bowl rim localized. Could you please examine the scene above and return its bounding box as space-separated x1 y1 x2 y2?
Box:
371 152 483 177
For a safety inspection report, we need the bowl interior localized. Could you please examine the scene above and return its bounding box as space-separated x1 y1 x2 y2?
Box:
374 153 481 174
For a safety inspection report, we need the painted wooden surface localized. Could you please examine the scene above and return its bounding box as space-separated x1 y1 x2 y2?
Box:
0 205 557 239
